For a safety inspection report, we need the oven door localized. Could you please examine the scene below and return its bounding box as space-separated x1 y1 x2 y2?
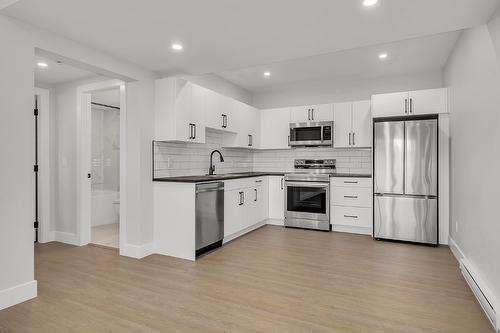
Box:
285 181 330 221
289 125 326 146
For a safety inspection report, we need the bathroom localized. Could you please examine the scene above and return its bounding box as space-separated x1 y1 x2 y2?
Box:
90 88 120 248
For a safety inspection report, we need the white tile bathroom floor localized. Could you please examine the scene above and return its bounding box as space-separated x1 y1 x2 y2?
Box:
91 223 119 248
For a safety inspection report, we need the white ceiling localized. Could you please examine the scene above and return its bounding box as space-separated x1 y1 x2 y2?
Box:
3 0 499 77
218 31 462 92
35 56 96 85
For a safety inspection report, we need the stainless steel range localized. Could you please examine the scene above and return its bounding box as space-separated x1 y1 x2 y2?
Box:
284 159 336 231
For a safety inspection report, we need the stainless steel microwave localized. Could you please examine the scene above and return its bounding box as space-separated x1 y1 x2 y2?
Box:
289 121 333 147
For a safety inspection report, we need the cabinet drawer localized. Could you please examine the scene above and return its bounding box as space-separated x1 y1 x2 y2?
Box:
331 206 372 228
331 187 372 207
224 177 265 192
331 177 371 188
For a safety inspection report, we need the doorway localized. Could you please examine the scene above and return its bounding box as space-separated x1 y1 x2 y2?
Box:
89 88 121 248
76 79 126 250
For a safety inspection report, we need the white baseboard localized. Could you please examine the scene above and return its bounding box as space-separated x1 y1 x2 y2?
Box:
448 236 465 262
224 220 267 244
266 218 284 226
332 225 372 235
120 242 155 259
53 231 80 246
0 280 37 310
449 237 499 332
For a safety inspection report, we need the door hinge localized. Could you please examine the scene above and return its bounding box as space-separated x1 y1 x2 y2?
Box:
34 165 39 172
34 108 39 116
34 221 39 229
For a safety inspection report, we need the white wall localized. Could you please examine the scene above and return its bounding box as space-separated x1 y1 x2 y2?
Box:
0 14 36 307
444 22 500 302
252 70 443 109
124 80 154 247
180 73 253 105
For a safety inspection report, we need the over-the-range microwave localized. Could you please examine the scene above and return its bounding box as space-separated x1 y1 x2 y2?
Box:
289 121 333 147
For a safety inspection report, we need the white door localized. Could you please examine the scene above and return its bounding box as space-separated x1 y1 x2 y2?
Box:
310 104 334 122
205 89 228 131
268 176 285 220
190 84 206 143
333 102 352 148
252 179 268 223
409 88 448 115
351 100 372 148
260 108 291 149
224 189 245 237
371 92 409 118
289 106 311 123
175 80 194 142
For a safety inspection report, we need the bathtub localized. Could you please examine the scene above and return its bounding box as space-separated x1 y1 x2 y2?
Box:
91 189 119 226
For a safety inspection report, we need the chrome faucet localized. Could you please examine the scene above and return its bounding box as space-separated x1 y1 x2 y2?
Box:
208 150 224 175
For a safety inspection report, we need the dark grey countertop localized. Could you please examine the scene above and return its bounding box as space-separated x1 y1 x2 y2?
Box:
153 172 371 183
153 172 285 183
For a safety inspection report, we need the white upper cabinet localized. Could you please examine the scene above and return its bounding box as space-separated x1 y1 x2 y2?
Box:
223 102 260 149
409 88 448 115
205 90 235 133
351 100 372 148
290 104 333 123
334 100 371 148
155 77 206 143
333 102 352 148
372 88 448 118
259 108 291 150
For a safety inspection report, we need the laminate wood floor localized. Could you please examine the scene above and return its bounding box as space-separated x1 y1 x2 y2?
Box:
0 226 493 333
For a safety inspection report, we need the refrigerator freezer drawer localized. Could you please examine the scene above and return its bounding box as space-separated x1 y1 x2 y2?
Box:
374 195 437 244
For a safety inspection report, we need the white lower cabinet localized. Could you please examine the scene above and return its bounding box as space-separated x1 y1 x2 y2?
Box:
330 177 372 235
223 177 269 242
268 176 285 222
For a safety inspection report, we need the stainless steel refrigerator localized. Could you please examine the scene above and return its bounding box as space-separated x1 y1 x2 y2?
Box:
373 117 438 245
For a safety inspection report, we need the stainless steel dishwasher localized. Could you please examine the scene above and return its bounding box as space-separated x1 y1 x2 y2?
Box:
195 182 224 257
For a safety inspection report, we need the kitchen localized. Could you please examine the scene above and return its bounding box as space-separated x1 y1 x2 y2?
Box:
152 77 449 260
1 1 499 332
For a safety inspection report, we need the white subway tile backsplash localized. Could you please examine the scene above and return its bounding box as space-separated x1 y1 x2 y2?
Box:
153 129 372 178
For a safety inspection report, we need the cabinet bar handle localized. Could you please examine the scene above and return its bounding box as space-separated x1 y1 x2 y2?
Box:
348 133 352 146
254 188 258 201
344 195 358 199
311 108 314 120
189 123 194 139
410 98 413 114
344 215 358 219
404 98 408 114
344 181 358 184
239 191 244 205
352 132 355 146
281 178 284 190
193 124 196 139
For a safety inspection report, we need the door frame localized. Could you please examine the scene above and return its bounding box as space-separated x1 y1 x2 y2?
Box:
34 87 52 243
76 79 126 249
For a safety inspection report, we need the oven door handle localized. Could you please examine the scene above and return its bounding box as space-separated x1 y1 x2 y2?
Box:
284 181 330 188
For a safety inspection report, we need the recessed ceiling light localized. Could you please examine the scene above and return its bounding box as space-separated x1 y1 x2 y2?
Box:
263 71 271 77
171 43 183 51
378 53 388 59
37 62 48 68
363 0 378 7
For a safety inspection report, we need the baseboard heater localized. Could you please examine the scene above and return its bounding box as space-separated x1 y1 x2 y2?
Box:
460 259 499 332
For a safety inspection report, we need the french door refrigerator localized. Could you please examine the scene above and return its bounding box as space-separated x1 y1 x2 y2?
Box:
373 116 438 245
